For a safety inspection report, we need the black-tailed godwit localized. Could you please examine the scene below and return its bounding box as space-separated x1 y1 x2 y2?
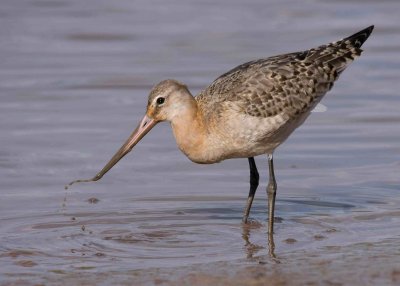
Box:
68 26 374 248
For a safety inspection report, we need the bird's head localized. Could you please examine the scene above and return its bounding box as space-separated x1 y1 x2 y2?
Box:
146 79 194 122
66 79 194 187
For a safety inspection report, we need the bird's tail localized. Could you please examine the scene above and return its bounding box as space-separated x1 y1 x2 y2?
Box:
305 25 374 73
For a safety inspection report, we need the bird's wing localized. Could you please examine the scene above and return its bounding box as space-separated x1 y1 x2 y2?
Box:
196 26 373 120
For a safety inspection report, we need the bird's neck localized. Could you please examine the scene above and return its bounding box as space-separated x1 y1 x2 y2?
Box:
169 100 208 163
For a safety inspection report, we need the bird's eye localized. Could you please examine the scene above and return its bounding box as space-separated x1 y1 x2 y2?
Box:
156 97 165 105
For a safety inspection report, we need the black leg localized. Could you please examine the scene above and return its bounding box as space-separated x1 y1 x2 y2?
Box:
267 153 277 236
242 157 259 223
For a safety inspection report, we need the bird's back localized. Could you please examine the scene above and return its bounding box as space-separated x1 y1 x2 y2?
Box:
196 26 374 121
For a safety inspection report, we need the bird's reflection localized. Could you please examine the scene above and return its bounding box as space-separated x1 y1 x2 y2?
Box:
241 220 278 260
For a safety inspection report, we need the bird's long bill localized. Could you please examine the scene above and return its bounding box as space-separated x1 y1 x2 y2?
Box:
66 115 156 189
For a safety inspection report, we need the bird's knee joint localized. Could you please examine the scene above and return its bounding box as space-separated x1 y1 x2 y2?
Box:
267 183 277 194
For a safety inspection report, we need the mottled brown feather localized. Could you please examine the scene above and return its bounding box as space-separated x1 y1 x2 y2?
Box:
196 26 374 121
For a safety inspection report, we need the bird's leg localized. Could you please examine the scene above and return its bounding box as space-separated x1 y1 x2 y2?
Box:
242 157 259 223
266 153 277 257
267 153 277 235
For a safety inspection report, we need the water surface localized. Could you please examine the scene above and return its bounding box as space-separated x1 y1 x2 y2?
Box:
1 0 400 285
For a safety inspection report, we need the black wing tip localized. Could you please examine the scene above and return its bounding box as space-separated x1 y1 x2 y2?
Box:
345 25 375 47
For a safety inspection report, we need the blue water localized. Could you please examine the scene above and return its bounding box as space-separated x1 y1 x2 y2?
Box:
1 0 399 285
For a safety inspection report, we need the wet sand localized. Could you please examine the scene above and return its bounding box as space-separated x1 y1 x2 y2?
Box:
1 0 400 285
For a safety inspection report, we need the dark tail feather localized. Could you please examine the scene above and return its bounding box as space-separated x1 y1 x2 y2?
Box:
343 25 374 49
305 26 374 73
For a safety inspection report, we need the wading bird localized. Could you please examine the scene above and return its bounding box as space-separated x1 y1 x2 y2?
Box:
68 26 373 248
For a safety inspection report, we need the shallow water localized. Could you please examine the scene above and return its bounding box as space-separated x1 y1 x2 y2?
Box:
1 0 400 285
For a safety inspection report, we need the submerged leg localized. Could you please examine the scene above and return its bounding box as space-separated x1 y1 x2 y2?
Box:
242 157 259 223
267 153 277 235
